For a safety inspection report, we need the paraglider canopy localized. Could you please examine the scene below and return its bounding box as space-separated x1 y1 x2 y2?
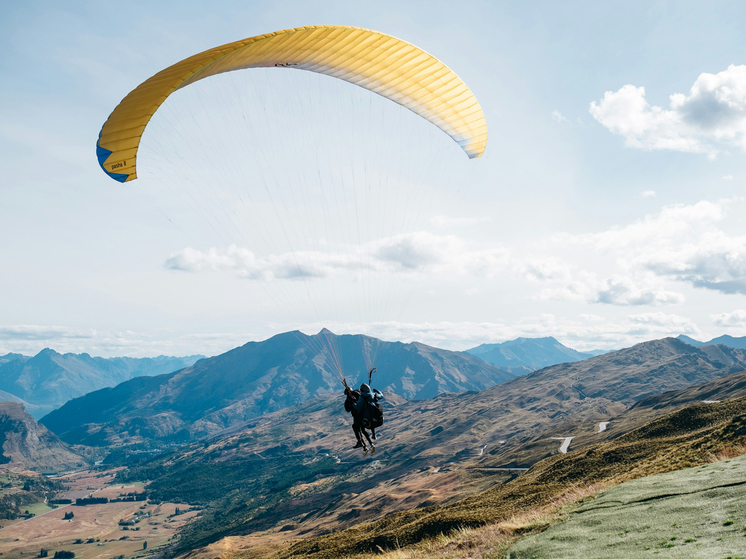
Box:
96 25 488 183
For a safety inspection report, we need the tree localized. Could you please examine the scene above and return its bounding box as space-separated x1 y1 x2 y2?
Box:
143 542 147 550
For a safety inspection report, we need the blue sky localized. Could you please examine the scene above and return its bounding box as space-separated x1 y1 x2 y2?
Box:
1 1 745 356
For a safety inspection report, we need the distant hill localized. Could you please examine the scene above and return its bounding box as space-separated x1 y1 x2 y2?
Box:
41 329 515 446
677 333 746 349
0 353 27 366
0 401 88 473
0 349 204 418
466 337 597 372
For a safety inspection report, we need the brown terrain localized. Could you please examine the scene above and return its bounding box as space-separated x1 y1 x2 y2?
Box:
277 396 746 558
125 339 746 558
0 402 88 473
0 469 199 559
6 338 745 559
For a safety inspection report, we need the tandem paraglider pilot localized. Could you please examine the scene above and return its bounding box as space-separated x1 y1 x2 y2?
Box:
344 372 384 454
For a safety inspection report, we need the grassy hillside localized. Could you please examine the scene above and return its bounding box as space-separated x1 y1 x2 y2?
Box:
507 453 746 558
276 396 746 558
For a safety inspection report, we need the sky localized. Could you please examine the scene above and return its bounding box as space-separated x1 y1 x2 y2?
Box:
1 0 746 357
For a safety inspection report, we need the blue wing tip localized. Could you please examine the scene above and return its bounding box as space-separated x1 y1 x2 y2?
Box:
96 139 129 182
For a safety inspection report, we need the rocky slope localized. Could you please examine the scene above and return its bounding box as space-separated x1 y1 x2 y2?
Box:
0 402 87 473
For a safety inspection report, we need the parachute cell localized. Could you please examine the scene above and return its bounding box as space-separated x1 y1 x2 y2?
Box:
96 25 488 182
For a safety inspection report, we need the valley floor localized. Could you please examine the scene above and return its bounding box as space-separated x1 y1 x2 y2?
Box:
0 469 198 559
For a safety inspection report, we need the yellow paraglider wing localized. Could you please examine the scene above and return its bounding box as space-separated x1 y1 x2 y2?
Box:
96 25 488 182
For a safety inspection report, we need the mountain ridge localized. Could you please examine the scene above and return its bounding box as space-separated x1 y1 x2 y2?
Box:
465 336 597 372
41 330 515 446
677 333 746 349
0 349 204 418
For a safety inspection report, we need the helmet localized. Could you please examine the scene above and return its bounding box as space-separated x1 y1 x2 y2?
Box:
360 383 371 394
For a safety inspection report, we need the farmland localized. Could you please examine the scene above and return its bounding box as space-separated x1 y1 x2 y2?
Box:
0 469 198 559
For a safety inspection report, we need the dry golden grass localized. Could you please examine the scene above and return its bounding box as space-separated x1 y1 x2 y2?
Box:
263 397 746 559
346 483 610 559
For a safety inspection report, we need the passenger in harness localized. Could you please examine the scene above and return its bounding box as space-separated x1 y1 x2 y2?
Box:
358 383 384 439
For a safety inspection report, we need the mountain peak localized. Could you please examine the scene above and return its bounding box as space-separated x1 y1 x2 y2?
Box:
466 336 594 371
677 334 746 350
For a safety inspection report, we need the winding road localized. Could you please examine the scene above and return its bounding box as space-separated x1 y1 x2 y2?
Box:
551 436 574 454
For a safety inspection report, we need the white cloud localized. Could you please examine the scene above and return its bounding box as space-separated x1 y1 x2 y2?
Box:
535 272 684 306
723 175 734 180
518 198 746 302
167 233 511 281
551 198 746 295
595 276 685 305
590 64 746 158
0 325 257 358
552 110 569 123
627 311 696 330
0 325 96 341
711 309 746 328
640 190 656 198
518 257 572 282
0 313 701 358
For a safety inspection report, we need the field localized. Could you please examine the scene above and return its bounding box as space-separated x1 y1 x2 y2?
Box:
0 469 198 559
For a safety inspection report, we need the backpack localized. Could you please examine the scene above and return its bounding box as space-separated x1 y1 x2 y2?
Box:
364 400 384 429
362 390 384 429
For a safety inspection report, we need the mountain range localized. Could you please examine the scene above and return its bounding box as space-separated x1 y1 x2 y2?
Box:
111 337 746 554
677 334 746 349
41 329 514 446
465 336 601 373
0 349 204 418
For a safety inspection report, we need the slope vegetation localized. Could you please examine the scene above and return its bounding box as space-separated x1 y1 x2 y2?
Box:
280 396 746 558
507 454 746 558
